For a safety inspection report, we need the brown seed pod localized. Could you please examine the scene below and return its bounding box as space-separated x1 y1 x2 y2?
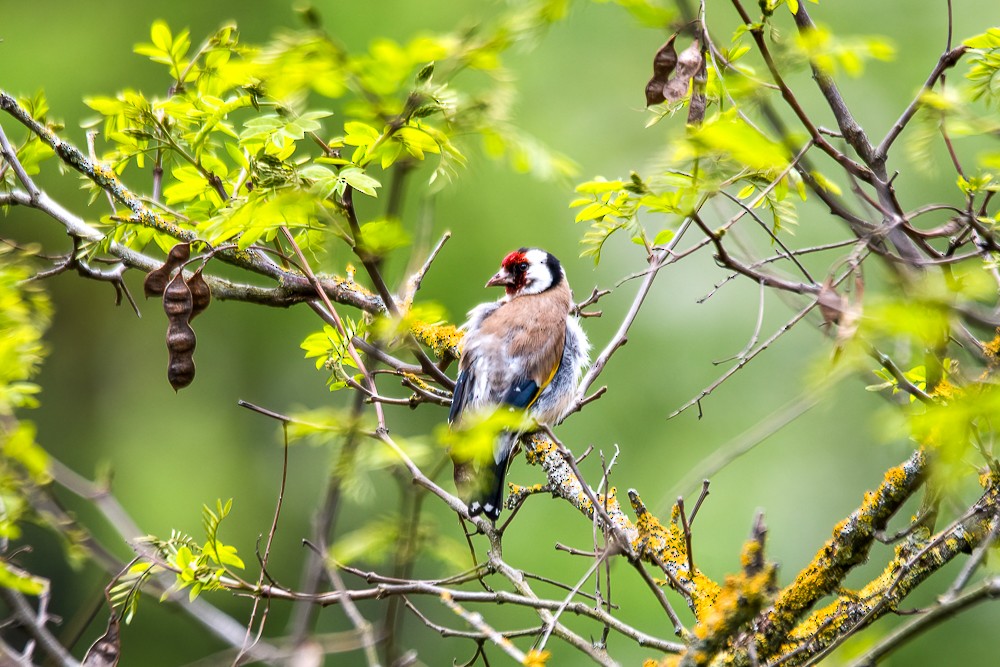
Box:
662 39 702 104
143 243 191 298
167 321 197 390
645 36 677 106
652 35 678 75
143 266 171 299
82 614 120 667
166 319 196 355
186 268 211 320
644 35 703 108
164 272 196 390
163 272 194 319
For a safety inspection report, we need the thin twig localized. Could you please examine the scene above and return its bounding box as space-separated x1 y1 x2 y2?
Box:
403 598 541 641
326 567 382 667
280 226 386 429
687 480 711 526
536 551 610 652
0 125 42 204
440 593 531 664
668 301 817 419
0 588 78 667
401 231 451 304
875 46 967 162
677 498 695 577
234 416 292 666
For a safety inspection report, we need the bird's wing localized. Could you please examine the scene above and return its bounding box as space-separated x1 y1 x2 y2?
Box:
448 368 471 424
501 357 561 410
449 301 503 425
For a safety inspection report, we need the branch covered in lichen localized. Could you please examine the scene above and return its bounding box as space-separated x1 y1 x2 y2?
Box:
767 479 999 667
668 517 777 667
753 448 927 656
519 434 722 617
2 91 188 239
629 490 722 619
409 320 462 360
516 440 948 667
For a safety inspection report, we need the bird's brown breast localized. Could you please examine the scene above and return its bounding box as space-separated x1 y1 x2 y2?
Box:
474 280 571 385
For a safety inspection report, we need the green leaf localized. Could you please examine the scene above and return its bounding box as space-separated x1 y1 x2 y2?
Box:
395 126 441 159
329 517 399 565
175 545 193 571
211 543 245 570
575 178 626 195
380 141 404 170
653 228 675 246
359 218 410 254
439 409 533 464
150 20 172 52
575 201 616 222
689 110 789 171
343 121 381 147
0 561 47 596
3 421 49 481
341 167 382 197
963 28 1000 50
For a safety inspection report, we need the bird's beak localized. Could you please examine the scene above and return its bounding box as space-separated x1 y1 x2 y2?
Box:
486 270 513 288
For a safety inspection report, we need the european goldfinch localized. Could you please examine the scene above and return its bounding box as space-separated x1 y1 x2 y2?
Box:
449 248 590 521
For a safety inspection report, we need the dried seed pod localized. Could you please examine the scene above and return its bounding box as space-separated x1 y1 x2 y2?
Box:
143 243 191 298
644 35 703 108
644 79 667 107
645 36 677 106
167 321 197 390
167 319 196 355
186 268 211 320
164 272 196 390
163 271 194 320
143 266 171 299
652 35 678 75
82 615 120 667
662 39 703 104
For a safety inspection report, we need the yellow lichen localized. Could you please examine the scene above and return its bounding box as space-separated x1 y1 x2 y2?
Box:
930 377 959 399
692 567 774 640
523 649 551 666
508 482 546 497
410 319 463 359
679 537 776 666
740 539 761 570
979 467 1000 489
984 329 1000 365
523 435 556 464
630 492 721 619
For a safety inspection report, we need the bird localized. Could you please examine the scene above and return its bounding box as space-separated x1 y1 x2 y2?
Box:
448 247 590 521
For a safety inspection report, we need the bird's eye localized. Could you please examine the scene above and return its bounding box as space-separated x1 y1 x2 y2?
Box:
517 262 528 273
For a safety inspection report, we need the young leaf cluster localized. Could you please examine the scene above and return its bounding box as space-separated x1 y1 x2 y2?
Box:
121 499 245 614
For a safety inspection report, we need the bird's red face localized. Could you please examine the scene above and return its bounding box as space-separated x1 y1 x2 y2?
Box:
487 249 531 296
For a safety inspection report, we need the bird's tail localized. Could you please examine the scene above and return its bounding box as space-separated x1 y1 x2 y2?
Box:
466 432 517 522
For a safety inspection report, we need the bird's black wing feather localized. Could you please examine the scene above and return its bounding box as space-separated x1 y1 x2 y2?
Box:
448 369 471 424
501 377 540 410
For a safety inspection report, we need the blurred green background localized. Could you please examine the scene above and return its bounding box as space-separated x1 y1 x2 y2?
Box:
2 0 998 664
